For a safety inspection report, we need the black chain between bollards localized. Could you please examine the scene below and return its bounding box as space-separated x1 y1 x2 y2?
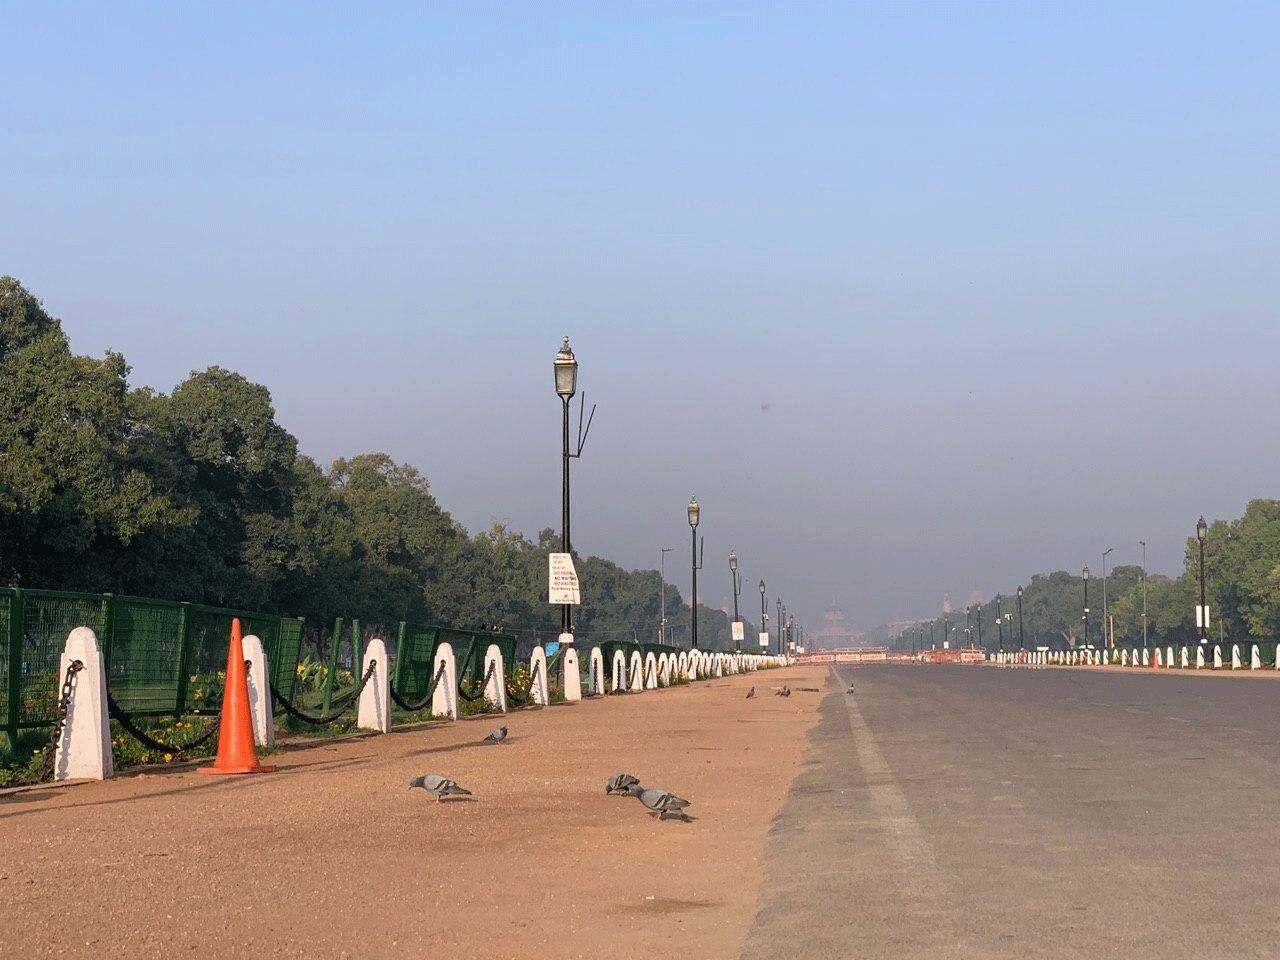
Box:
106 691 221 755
390 660 447 713
456 660 498 703
34 660 84 783
270 660 376 726
505 658 542 706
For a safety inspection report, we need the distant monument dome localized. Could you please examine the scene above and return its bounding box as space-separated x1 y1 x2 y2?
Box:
812 605 864 650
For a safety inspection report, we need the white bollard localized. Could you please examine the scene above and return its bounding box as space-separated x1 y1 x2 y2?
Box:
242 634 275 747
1213 646 1223 669
612 650 628 691
1231 644 1241 670
1153 647 1162 669
687 651 699 681
54 627 112 781
1167 646 1175 669
1141 649 1149 667
587 646 605 695
677 650 689 679
529 646 550 706
357 638 391 733
432 642 458 720
629 651 644 692
562 643 582 701
644 652 658 690
1195 646 1205 669
482 643 507 713
1251 645 1261 670
1181 647 1189 669
1121 650 1129 667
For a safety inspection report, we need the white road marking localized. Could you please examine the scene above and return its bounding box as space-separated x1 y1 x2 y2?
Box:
835 668 939 881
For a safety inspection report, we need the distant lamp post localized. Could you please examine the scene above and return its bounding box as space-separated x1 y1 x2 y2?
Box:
1139 540 1148 648
1102 547 1114 649
1082 565 1091 648
729 551 742 651
1017 585 1025 650
975 603 983 651
688 498 703 650
776 598 784 658
658 547 673 645
1196 516 1209 645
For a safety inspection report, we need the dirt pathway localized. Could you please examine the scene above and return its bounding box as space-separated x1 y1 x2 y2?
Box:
0 665 824 960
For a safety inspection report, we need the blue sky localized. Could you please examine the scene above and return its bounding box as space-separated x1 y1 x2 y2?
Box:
3 2 1278 632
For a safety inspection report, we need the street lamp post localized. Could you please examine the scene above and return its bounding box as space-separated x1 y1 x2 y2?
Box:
1139 540 1148 648
1082 566 1090 649
996 595 1004 653
553 338 579 636
729 551 742 652
776 598 784 658
1197 516 1209 646
975 603 983 651
759 580 767 653
1017 585 1025 650
1102 547 1113 649
659 547 673 645
688 498 703 650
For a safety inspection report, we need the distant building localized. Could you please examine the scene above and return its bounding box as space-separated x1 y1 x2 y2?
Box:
810 606 865 649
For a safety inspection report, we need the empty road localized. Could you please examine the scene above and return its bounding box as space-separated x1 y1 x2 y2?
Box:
743 664 1280 959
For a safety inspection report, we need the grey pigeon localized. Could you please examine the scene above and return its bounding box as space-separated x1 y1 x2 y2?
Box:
846 684 854 694
409 774 472 802
775 686 791 697
606 772 641 795
745 686 755 699
627 782 692 821
482 725 508 744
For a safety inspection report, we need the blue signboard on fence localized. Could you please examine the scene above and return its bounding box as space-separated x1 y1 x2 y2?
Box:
546 640 560 657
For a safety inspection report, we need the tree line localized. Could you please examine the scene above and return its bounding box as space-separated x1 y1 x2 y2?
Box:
887 500 1280 651
0 277 751 654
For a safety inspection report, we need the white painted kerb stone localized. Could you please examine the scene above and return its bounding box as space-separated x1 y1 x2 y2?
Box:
483 643 507 713
357 638 391 733
561 636 582 702
432 642 458 720
243 634 274 747
55 627 112 781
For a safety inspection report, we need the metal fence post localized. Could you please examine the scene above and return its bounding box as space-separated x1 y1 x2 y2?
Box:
392 621 407 694
5 588 23 741
174 602 193 716
320 618 344 716
351 619 362 676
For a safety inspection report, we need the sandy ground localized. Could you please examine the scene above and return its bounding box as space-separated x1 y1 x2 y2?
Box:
0 665 823 960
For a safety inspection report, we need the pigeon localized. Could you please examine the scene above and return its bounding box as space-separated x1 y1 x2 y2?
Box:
482 725 508 744
745 686 756 699
846 684 855 694
606 772 641 795
409 774 472 802
775 686 791 697
627 782 692 821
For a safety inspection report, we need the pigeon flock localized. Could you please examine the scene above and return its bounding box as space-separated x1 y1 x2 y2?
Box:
409 680 799 820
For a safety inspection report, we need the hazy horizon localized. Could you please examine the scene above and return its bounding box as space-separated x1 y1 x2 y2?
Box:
5 3 1277 632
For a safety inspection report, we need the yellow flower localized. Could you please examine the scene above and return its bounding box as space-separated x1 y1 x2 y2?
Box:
163 753 173 762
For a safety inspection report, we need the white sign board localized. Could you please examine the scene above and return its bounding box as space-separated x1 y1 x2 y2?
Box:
548 553 581 605
731 621 745 642
758 632 769 649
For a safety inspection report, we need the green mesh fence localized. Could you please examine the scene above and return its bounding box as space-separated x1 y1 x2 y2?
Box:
1 587 305 733
391 623 518 704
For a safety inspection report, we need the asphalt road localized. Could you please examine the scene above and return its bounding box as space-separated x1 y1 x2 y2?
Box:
741 664 1280 960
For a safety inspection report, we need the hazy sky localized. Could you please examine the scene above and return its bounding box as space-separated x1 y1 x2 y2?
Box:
4 3 1278 632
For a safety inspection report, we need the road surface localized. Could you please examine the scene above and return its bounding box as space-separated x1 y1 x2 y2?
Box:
743 664 1280 959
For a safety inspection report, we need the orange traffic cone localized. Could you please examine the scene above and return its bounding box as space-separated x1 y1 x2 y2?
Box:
198 618 276 775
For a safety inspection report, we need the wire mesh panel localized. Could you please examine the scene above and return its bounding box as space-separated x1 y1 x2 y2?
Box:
272 618 304 703
107 596 185 714
18 590 107 728
182 605 285 713
393 623 441 701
